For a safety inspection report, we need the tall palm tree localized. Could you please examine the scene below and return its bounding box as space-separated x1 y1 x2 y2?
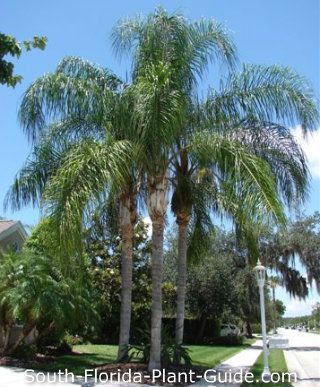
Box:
5 57 140 361
268 276 280 334
112 7 240 370
113 7 318 368
169 56 318 358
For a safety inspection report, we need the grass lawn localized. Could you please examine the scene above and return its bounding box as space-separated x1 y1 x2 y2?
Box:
34 338 255 375
189 338 256 368
242 349 293 387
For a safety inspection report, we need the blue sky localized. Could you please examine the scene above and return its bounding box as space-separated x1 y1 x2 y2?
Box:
1 0 319 316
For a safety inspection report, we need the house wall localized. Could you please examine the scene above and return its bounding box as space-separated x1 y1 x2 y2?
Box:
0 232 25 252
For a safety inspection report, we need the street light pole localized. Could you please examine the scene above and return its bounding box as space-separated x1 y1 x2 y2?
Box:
254 259 271 379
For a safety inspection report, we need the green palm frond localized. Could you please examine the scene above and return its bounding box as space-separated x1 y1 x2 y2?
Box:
39 115 107 142
5 136 71 211
185 181 216 264
190 131 286 225
207 64 319 130
231 120 310 205
56 56 122 89
112 7 237 87
187 18 237 76
132 61 186 167
43 138 134 256
19 56 119 142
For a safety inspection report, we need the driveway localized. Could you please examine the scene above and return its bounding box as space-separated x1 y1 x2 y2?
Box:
279 328 320 387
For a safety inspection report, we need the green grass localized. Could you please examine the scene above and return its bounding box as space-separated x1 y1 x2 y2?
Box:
189 339 256 368
32 339 255 375
33 345 118 375
242 349 293 387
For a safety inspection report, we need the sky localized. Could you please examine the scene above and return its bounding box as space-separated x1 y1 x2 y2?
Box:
0 0 319 317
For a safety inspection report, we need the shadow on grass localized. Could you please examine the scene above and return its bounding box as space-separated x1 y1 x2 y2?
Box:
33 353 116 375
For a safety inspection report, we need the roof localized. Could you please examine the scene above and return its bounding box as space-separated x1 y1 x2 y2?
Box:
0 220 28 241
0 220 18 234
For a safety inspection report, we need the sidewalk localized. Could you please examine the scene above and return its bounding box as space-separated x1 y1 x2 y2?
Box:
192 340 262 387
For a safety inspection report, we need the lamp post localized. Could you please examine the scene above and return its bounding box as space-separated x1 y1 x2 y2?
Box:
254 259 270 379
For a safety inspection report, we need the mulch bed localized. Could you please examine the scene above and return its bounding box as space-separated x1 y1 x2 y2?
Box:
0 354 55 368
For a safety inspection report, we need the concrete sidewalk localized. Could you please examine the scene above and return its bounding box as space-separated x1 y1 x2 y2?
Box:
192 340 262 386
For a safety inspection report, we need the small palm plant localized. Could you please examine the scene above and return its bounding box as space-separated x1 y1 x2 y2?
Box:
0 248 97 355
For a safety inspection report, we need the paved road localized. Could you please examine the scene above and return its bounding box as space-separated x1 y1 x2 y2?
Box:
280 328 320 387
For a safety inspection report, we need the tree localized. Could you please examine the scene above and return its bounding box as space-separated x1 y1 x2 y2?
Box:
0 33 47 87
86 215 152 343
163 227 261 338
6 56 139 360
187 254 238 339
261 212 320 297
114 7 319 362
169 34 318 361
0 222 98 355
268 276 280 333
112 7 239 369
6 8 319 371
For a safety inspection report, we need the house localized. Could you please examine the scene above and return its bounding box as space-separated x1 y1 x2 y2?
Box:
0 220 28 252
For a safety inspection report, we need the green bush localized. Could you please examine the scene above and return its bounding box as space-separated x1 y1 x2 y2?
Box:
12 344 37 360
251 323 262 334
212 334 244 346
64 333 85 346
128 326 191 365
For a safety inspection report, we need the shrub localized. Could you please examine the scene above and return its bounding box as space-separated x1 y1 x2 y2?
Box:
64 333 85 346
12 344 37 360
212 334 244 346
128 326 191 365
251 323 262 334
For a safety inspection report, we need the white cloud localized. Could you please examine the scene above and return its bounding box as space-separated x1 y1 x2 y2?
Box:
291 126 320 180
284 297 318 317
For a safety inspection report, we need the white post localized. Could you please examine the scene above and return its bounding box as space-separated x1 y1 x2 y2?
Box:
258 282 270 378
254 259 270 380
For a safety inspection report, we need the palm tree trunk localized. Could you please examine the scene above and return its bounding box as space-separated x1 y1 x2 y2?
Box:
272 287 276 334
2 323 11 355
7 320 36 355
117 195 135 361
147 175 168 371
197 314 207 343
174 219 189 362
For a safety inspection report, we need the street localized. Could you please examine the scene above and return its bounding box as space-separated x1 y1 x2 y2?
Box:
279 328 320 387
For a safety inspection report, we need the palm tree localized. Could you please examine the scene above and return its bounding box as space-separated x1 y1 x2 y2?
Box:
6 57 140 361
8 8 319 371
268 276 280 334
169 58 318 359
112 7 240 370
0 247 97 355
113 8 318 366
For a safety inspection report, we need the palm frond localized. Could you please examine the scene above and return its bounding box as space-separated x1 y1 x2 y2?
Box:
19 56 119 142
207 64 319 131
230 120 310 206
43 138 134 256
5 137 71 211
190 131 286 225
187 18 237 76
